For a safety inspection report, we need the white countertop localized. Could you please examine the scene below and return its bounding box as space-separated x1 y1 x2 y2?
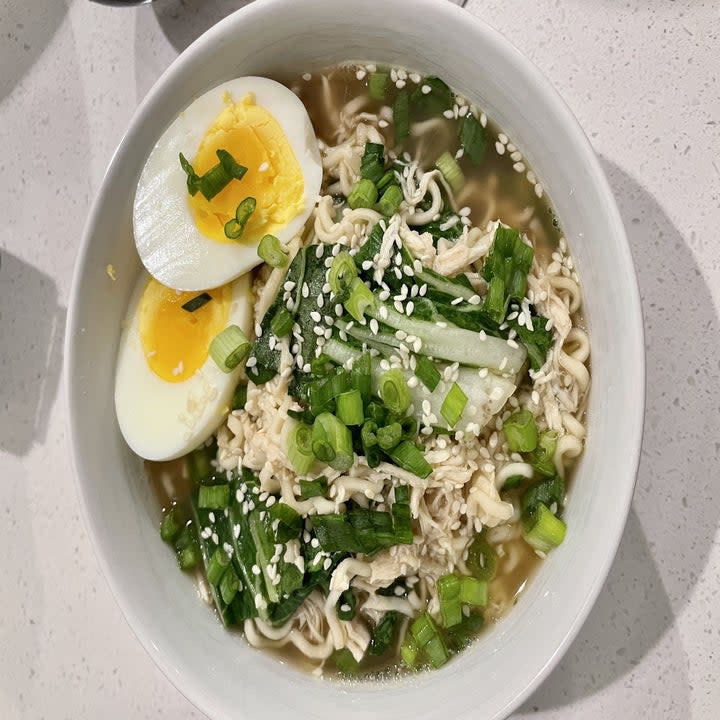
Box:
1 0 719 717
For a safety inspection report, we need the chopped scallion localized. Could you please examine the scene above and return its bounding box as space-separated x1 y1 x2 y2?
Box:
459 112 487 166
181 292 212 313
287 422 315 475
344 277 375 322
523 502 567 553
393 89 410 142
377 421 402 450
336 389 364 426
350 352 372 404
298 476 328 499
347 177 378 210
177 541 201 571
368 72 389 100
231 383 247 411
179 148 248 200
360 142 386 185
435 151 465 192
528 430 558 477
160 507 183 543
400 636 420 669
257 234 288 267
459 576 488 607
376 184 403 217
209 324 251 372
388 440 432 479
207 547 231 585
379 368 411 414
312 413 354 472
270 307 293 337
198 484 230 510
328 251 358 295
224 197 256 240
414 355 441 391
503 409 538 452
440 382 468 427
437 573 462 628
219 566 239 604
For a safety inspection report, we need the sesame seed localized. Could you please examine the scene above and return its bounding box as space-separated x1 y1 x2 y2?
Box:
421 84 431 95
513 161 526 173
498 133 508 144
396 79 406 89
356 69 366 80
310 311 321 322
315 244 325 258
245 356 257 368
451 296 463 305
302 72 312 81
495 141 505 155
468 294 481 305
406 301 414 315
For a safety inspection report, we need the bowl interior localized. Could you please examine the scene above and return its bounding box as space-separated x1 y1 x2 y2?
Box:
66 1 644 719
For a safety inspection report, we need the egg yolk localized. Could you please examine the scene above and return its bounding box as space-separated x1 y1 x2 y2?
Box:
139 279 230 383
188 92 305 244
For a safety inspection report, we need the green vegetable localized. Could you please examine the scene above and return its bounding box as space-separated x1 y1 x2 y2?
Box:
379 368 411 414
466 532 497 582
287 421 315 475
410 612 448 668
377 422 402 450
336 589 357 621
459 576 488 606
440 382 468 427
411 76 454 116
187 442 217 485
503 409 538 452
298 476 328 499
347 178 378 209
376 184 403 217
181 292 212 313
521 475 565 519
437 573 463 628
231 383 247 410
388 440 432 479
459 112 487 166
360 142 386 185
179 148 247 201
393 89 410 142
368 611 399 656
336 389 364 426
328 251 358 295
224 197 256 240
368 72 389 100
344 277 375 322
209 324 251 372
414 355 441 391
523 502 567 552
400 636 420 668
270 307 293 337
312 412 354 472
207 548 231 585
528 430 558 476
435 151 464 192
333 648 361 675
257 234 288 267
198 484 230 509
160 507 183 543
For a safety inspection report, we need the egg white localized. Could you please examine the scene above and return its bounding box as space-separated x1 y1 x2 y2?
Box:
114 271 252 461
134 77 322 291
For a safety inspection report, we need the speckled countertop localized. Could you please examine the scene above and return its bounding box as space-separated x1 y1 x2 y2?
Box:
1 0 718 717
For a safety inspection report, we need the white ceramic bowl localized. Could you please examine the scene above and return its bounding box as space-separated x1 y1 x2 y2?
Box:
65 0 644 718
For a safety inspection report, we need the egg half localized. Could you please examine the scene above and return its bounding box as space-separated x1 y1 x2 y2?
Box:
134 77 322 291
115 270 252 461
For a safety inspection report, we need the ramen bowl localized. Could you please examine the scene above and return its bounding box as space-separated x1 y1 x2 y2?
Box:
65 0 644 718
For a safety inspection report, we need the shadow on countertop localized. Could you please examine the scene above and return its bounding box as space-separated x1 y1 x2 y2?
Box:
518 159 720 715
151 0 255 53
0 0 68 102
0 252 65 457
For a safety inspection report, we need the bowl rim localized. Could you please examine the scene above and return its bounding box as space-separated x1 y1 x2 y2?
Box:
64 0 645 717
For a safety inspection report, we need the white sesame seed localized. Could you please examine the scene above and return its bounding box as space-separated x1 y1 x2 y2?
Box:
513 161 526 173
396 79 406 89
495 141 505 155
310 310 321 322
356 69 366 80
245 356 257 368
421 84 431 95
302 72 312 81
451 296 463 305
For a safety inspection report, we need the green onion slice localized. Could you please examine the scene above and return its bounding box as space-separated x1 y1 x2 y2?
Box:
328 251 358 295
368 72 389 100
503 409 538 452
440 382 468 427
209 324 251 372
258 234 288 267
435 151 465 192
224 197 256 240
181 292 212 313
336 389 364 426
523 502 567 553
414 355 441 391
287 422 315 475
376 184 403 217
344 277 375 322
347 178 378 210
379 368 411 414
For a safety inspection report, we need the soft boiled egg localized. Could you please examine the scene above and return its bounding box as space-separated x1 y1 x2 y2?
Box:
115 270 252 461
134 77 322 291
